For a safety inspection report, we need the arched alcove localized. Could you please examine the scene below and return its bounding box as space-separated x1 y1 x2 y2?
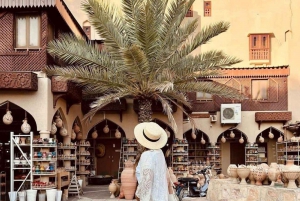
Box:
217 128 249 144
255 126 284 143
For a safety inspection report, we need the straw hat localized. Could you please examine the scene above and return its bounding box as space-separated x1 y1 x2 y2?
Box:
134 122 167 149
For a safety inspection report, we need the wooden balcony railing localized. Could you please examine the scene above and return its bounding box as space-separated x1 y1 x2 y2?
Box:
250 48 270 60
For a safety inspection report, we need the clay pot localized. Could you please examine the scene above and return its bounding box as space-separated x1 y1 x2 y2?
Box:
268 163 280 186
50 122 57 135
229 168 239 184
71 129 76 140
219 174 225 179
120 161 137 200
248 166 256 185
103 125 109 133
191 132 196 139
201 137 206 144
253 166 267 186
237 167 250 185
55 116 63 128
3 110 13 125
108 181 117 198
227 164 237 176
282 170 300 189
21 119 31 134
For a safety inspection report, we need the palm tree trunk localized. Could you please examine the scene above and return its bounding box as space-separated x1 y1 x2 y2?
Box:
137 99 153 123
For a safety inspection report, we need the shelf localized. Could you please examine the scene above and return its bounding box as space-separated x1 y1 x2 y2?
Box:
57 146 77 149
172 144 188 147
32 144 57 147
123 144 137 147
32 159 57 162
32 172 56 176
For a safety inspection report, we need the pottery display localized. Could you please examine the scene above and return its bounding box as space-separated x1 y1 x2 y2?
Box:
253 166 267 186
120 161 137 200
237 167 250 185
3 110 13 125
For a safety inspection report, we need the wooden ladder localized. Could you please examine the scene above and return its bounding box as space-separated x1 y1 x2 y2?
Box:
67 174 83 198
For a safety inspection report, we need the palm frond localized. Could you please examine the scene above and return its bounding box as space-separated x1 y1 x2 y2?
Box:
81 0 127 53
156 95 177 133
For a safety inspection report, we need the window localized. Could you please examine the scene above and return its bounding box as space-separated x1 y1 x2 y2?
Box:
83 26 91 39
251 79 268 100
186 6 193 17
204 1 211 17
196 92 213 101
249 34 270 60
15 14 41 49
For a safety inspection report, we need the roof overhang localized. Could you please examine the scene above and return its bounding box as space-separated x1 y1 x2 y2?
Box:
0 72 38 90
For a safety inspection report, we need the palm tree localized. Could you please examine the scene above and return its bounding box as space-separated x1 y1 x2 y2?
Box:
44 0 244 133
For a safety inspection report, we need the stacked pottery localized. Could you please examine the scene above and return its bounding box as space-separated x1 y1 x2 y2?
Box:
253 165 267 186
268 163 281 186
236 165 250 185
282 160 300 189
120 161 137 200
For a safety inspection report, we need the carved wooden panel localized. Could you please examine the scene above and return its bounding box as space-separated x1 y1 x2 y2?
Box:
255 112 292 122
0 72 38 90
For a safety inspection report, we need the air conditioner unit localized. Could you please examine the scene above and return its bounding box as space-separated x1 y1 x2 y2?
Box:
210 115 217 122
221 104 241 124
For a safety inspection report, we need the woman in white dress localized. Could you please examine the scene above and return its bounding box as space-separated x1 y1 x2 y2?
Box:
134 122 169 201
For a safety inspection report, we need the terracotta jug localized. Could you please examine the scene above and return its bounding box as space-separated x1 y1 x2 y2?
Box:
121 161 137 200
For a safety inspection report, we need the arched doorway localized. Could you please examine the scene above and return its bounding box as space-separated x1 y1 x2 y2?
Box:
87 119 125 178
255 126 284 165
217 128 248 167
184 129 210 165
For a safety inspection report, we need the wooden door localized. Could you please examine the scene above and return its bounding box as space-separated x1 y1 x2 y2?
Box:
96 139 121 178
230 142 245 165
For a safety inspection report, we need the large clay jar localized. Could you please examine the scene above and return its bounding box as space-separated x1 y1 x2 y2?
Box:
121 161 137 200
248 166 256 185
268 163 280 186
253 166 267 186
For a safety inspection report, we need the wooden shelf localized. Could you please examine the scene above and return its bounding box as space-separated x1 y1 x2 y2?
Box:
57 172 70 189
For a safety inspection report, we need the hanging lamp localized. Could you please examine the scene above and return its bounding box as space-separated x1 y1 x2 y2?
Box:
268 127 274 139
230 130 235 138
259 133 264 143
221 133 226 143
21 111 31 134
3 102 13 125
239 132 244 144
103 119 109 133
92 127 98 139
115 127 121 139
201 133 206 144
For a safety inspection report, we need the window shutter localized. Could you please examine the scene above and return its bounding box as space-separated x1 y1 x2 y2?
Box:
204 1 211 17
268 78 278 102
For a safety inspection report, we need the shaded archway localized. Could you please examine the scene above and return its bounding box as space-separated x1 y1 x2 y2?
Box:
86 119 125 178
217 128 248 167
184 129 210 165
254 126 284 164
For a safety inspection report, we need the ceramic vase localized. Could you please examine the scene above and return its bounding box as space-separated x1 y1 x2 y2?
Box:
20 137 26 145
21 119 31 134
282 170 300 189
103 124 109 133
253 166 267 186
227 164 237 177
109 180 117 198
268 163 280 186
26 189 37 201
120 161 137 200
115 129 121 139
248 166 256 185
237 167 250 185
3 110 13 125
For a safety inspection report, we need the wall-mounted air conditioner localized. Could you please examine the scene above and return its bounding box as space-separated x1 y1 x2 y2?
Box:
220 104 241 124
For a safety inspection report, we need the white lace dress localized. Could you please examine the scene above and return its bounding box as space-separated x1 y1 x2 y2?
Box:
135 149 168 201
